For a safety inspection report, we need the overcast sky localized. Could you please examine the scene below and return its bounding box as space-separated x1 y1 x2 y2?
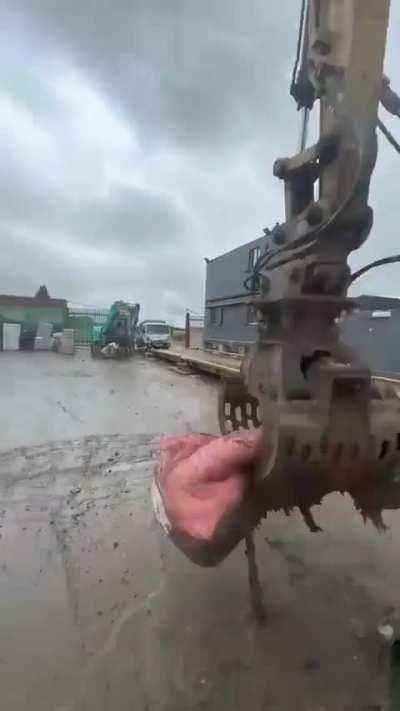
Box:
1 1 400 324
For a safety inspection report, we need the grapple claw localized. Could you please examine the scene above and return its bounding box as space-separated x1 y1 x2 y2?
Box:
218 377 261 434
219 367 400 504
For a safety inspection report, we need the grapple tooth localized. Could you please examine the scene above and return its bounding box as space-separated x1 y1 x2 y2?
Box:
219 378 261 435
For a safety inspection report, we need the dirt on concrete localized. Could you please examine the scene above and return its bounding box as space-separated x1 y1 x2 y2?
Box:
1 351 400 710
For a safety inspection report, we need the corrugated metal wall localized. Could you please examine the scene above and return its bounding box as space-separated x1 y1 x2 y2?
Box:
205 306 400 374
341 311 400 374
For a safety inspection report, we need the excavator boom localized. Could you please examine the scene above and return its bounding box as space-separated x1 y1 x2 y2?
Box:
220 0 400 515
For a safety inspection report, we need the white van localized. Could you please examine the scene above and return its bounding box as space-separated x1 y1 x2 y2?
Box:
136 321 171 349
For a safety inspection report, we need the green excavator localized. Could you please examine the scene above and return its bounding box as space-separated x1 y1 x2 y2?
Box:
90 301 140 358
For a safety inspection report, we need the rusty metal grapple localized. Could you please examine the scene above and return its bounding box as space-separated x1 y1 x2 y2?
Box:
219 0 400 496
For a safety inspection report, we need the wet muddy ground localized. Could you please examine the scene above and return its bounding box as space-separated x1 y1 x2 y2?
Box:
1 351 400 710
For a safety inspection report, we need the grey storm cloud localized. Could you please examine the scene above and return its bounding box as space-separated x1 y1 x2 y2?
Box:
10 0 297 150
1 0 400 322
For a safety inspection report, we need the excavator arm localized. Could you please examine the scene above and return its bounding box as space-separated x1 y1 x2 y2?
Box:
220 0 400 502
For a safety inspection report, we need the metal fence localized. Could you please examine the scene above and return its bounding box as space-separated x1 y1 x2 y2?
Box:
67 309 108 345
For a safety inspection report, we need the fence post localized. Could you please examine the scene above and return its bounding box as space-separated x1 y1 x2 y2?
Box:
185 311 190 349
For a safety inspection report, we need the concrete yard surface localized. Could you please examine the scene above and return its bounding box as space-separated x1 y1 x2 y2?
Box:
1 351 400 710
0 350 219 448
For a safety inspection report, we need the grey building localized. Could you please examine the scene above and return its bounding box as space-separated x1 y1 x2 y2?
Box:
204 236 269 353
204 240 400 373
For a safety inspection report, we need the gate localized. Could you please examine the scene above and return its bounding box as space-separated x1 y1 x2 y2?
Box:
67 309 108 345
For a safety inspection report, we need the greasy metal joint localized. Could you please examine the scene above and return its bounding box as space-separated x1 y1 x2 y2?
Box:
381 75 400 117
317 133 339 164
273 158 290 180
312 37 331 56
272 226 286 245
306 202 326 226
261 275 271 294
